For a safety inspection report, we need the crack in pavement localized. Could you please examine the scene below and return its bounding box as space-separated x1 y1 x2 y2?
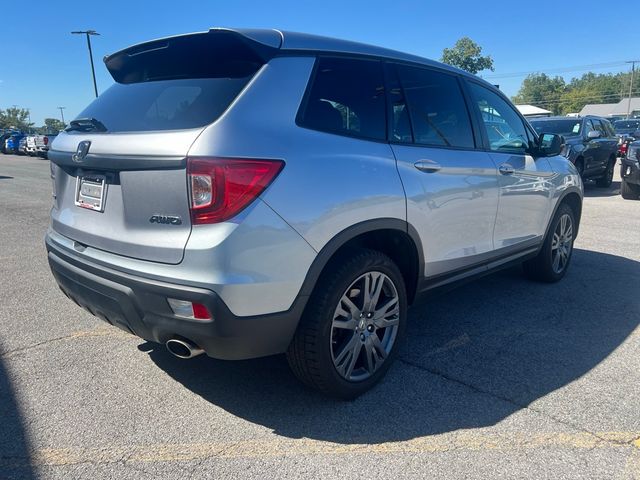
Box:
0 328 132 359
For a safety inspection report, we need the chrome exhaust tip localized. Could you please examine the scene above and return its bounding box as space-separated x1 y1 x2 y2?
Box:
166 338 204 359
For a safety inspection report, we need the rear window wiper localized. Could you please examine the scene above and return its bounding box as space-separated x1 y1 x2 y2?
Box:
65 118 108 133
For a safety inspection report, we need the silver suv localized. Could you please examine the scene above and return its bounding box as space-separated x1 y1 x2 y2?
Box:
46 28 583 398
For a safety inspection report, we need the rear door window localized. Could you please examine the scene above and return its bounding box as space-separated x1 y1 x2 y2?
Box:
299 57 386 141
394 64 475 148
592 119 607 137
603 120 615 137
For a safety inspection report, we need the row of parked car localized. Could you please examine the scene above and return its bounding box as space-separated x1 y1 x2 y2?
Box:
528 116 640 200
0 131 58 158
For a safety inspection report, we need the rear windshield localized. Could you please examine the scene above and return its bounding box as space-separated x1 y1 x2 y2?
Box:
530 119 582 136
73 76 254 133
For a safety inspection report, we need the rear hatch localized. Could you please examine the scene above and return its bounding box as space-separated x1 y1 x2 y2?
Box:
49 29 279 264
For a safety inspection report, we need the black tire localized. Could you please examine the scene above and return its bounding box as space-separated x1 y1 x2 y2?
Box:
621 179 640 200
595 157 615 188
523 203 576 283
287 249 407 399
574 158 584 177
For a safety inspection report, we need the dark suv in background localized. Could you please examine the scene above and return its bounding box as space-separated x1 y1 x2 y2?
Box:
613 119 640 158
613 119 640 139
530 116 618 187
621 140 640 199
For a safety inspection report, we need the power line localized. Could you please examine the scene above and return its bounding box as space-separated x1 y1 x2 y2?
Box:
484 61 630 79
518 91 637 106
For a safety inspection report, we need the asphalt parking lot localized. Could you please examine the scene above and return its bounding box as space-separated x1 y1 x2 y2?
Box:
0 154 638 479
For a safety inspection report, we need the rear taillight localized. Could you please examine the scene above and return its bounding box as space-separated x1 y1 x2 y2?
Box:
50 161 57 200
187 157 284 225
43 136 49 146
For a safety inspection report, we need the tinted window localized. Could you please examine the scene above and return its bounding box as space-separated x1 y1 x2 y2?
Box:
603 120 616 137
385 64 413 143
299 57 386 141
530 119 582 136
75 76 254 132
468 82 530 154
395 65 474 148
592 119 607 136
584 119 595 136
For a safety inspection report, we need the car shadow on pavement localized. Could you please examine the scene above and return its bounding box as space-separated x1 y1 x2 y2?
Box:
0 357 36 479
583 181 621 197
146 248 639 444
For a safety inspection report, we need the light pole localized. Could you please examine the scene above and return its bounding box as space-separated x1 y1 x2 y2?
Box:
57 107 66 127
626 60 638 119
71 30 100 98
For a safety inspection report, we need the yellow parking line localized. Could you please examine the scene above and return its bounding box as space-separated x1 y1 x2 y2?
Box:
4 432 635 468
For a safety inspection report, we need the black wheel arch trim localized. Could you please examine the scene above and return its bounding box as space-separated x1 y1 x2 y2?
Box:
543 187 583 244
297 218 424 302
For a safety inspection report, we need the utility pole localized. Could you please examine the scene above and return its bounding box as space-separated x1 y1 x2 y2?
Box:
57 107 66 127
71 30 100 98
626 60 638 119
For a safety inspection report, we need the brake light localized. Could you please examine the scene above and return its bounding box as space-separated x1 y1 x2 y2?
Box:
44 136 49 146
187 157 284 224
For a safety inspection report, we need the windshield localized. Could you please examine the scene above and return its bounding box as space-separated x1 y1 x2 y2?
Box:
530 119 582 136
613 120 640 130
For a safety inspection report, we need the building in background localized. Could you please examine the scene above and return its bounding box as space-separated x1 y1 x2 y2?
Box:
515 105 552 118
579 98 640 118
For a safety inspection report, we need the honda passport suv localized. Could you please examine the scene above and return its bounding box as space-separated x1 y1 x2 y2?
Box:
46 28 583 398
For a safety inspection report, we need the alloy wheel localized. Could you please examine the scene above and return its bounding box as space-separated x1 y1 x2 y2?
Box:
551 213 573 274
330 271 400 382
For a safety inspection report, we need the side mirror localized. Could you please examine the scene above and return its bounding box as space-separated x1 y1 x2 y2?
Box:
537 133 563 157
587 130 601 139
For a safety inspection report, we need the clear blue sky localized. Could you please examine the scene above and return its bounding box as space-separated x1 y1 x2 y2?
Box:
1 0 637 126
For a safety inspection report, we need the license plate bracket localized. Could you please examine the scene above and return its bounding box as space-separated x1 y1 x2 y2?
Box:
75 174 107 212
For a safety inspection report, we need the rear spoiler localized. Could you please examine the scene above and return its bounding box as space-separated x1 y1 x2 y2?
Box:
104 28 283 84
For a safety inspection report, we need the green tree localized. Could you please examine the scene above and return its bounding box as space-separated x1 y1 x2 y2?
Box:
512 73 566 115
441 37 494 74
0 107 33 131
511 69 640 115
43 118 66 133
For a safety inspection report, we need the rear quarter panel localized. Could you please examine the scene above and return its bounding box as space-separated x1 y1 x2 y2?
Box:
188 56 407 253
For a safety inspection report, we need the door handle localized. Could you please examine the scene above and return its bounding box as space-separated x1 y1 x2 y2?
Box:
498 163 515 175
414 160 441 173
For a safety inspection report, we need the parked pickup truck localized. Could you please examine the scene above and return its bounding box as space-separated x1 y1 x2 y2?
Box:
25 135 38 155
529 116 619 187
35 133 58 158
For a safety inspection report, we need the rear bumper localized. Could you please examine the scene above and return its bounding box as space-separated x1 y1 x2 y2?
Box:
46 237 304 360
